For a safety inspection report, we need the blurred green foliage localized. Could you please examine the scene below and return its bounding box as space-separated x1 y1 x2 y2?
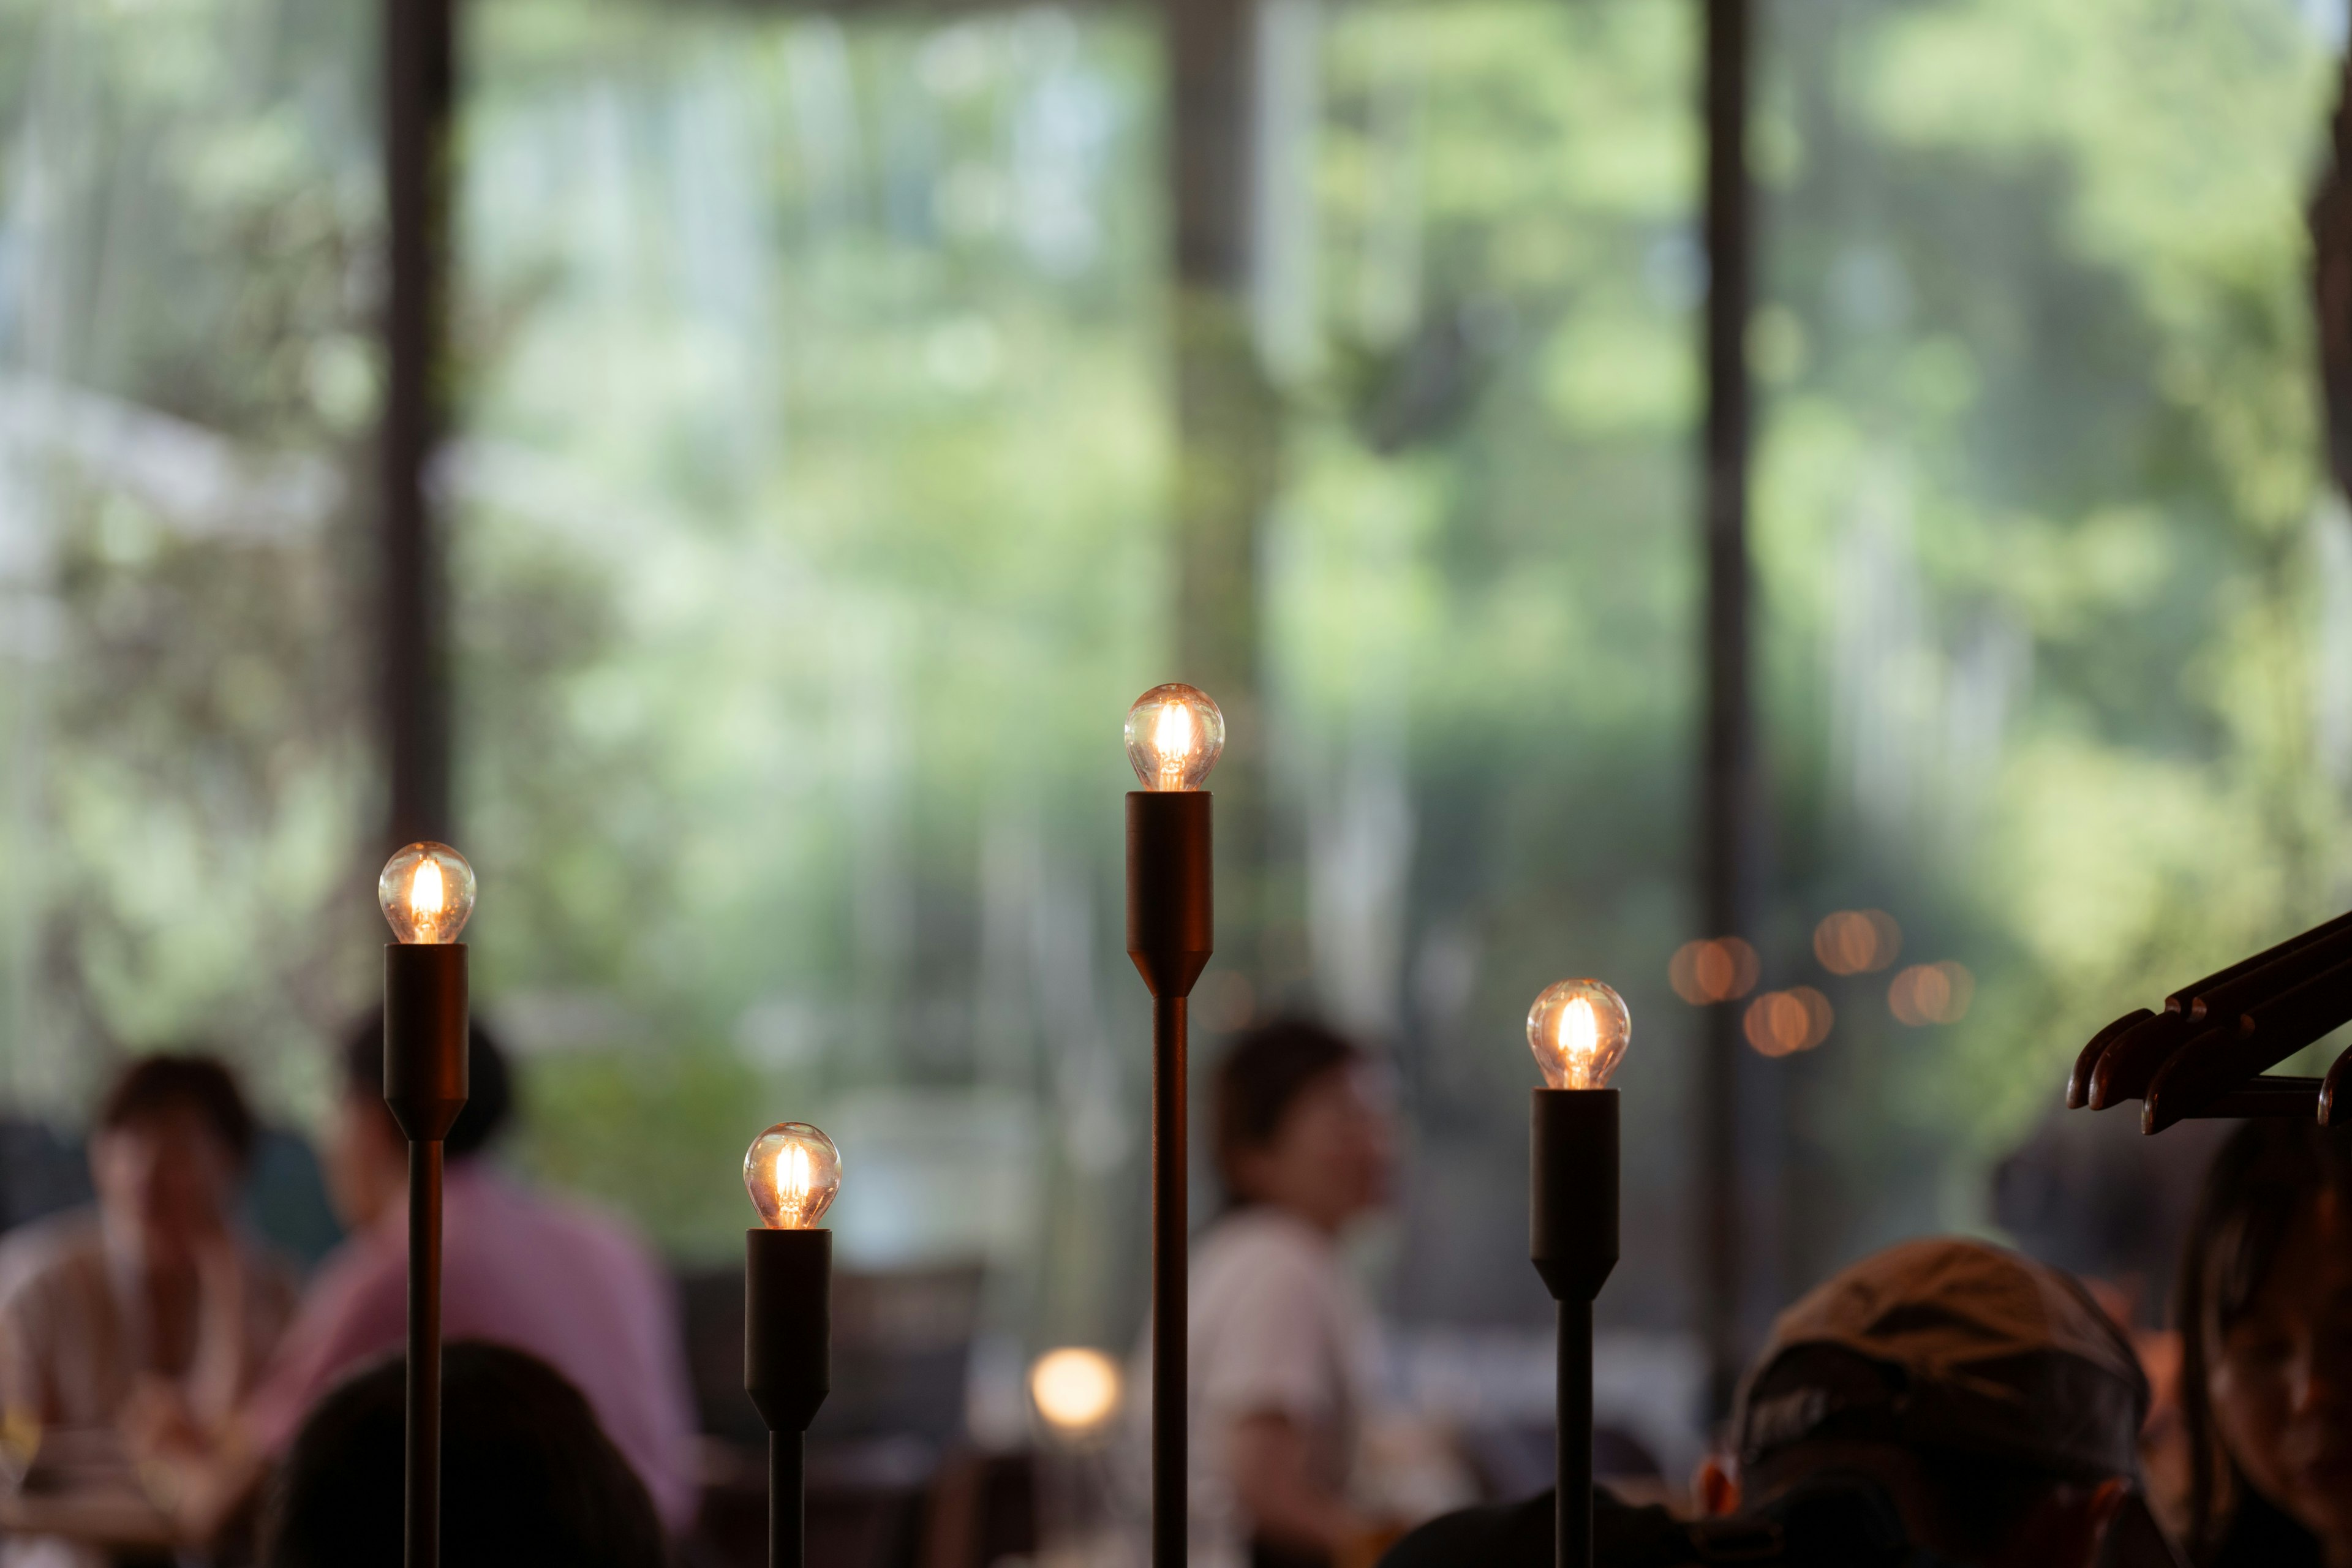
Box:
0 0 379 1120
455 2 1171 1265
1754 0 2343 1265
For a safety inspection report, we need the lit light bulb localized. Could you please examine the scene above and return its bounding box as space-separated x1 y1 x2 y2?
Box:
1124 683 1224 792
1526 978 1631 1090
1030 1347 1121 1434
744 1121 842 1231
378 842 477 945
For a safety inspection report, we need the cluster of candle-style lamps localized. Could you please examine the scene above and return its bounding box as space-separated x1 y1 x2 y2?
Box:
375 681 1626 1568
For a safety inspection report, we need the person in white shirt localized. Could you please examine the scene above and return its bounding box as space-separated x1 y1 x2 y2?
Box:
1170 1017 1403 1568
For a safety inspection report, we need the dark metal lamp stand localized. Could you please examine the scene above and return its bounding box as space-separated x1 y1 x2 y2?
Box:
1126 787 1213 1568
745 1227 832 1568
1531 1088 1619 1568
383 942 468 1568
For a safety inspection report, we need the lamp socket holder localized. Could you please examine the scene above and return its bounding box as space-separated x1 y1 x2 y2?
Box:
745 1227 831 1434
1531 1088 1619 1303
384 943 469 1144
1126 791 1213 1000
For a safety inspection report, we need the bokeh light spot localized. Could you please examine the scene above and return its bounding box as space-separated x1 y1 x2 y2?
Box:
1812 910 1902 976
1888 962 1974 1025
1744 987 1833 1057
1030 1346 1121 1434
1670 937 1760 1005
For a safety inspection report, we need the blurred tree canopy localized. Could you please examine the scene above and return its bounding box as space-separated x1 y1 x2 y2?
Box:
0 0 379 1117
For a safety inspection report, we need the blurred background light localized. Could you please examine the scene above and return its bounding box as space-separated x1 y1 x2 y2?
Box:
1888 962 1975 1027
1743 987 1833 1057
1668 938 1760 1005
1028 1346 1120 1436
1811 909 1901 976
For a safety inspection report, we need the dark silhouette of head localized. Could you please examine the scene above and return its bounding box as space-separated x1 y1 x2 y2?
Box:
261 1340 666 1568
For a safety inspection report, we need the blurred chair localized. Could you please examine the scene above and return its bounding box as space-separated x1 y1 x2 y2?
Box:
241 1125 344 1267
0 1118 92 1232
916 1448 1036 1568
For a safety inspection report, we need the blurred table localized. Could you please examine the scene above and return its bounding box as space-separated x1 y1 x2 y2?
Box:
0 1487 176 1550
0 1427 176 1552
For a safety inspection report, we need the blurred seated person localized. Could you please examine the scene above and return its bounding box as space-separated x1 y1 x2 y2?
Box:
2175 1118 2352 1567
261 1340 666 1568
1382 1238 2154 1568
141 1016 696 1540
0 1053 297 1437
1152 1017 1418 1568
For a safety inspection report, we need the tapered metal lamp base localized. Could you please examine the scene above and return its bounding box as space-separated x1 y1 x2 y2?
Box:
1531 1088 1619 1568
384 941 469 1568
745 1227 832 1568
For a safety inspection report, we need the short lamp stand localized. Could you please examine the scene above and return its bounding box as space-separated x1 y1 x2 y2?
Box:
1126 789 1212 1568
383 943 469 1568
1531 1088 1619 1568
745 1227 832 1568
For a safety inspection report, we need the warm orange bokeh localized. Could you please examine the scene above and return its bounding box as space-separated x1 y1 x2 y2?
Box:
1669 937 1760 1005
1744 986 1833 1056
1812 910 1902 976
1888 961 1974 1025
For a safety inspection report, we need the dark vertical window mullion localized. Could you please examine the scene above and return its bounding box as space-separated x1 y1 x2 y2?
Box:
382 0 456 850
1698 0 1757 1419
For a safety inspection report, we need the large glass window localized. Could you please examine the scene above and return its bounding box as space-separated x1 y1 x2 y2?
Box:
1755 0 2345 1287
1273 1 1699 1333
456 1 1168 1343
0 0 379 1117
454 0 1708 1371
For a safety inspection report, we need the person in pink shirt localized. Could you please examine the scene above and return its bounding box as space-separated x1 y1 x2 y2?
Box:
141 1019 698 1546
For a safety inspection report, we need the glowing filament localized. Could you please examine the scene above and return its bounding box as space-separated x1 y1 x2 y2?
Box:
411 862 445 937
777 1145 813 1223
1153 704 1194 791
1557 998 1599 1074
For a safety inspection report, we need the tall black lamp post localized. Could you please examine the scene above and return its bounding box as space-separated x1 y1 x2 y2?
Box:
1525 978 1631 1568
742 1121 841 1568
376 842 477 1568
1122 682 1223 1568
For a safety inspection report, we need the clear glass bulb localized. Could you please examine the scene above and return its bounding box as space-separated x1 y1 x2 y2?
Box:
378 842 477 945
1029 1346 1121 1433
1527 978 1631 1090
744 1121 842 1230
1125 683 1224 792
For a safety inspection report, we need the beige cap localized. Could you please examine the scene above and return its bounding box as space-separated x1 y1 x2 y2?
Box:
1733 1237 2148 1482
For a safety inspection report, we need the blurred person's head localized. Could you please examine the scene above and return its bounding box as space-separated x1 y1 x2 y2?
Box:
1212 1017 1392 1232
326 1013 513 1230
2176 1117 2352 1565
260 1340 665 1568
1711 1238 2146 1567
91 1054 256 1270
